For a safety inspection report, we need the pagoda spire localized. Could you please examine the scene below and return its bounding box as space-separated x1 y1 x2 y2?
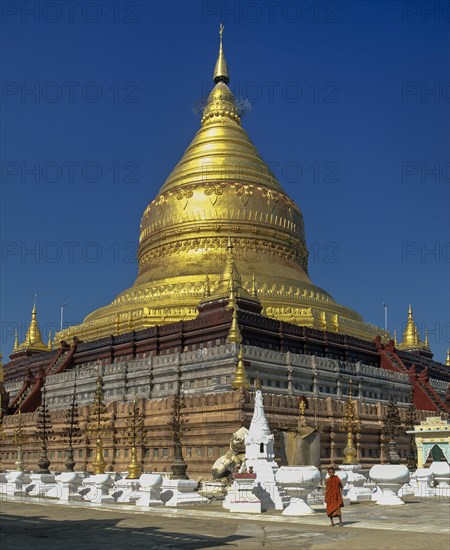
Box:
446 349 450 367
228 307 242 344
397 304 430 352
13 329 19 352
17 301 49 353
213 23 229 84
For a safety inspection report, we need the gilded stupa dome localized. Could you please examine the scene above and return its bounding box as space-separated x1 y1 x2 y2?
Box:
57 28 386 343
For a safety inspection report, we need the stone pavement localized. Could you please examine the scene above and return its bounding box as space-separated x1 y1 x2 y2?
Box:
0 498 449 550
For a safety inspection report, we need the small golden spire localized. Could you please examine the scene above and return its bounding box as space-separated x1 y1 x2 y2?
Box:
228 307 242 344
13 329 19 352
0 352 3 384
47 330 52 351
232 345 250 389
213 23 229 84
393 328 398 346
254 373 261 391
446 349 450 367
251 273 257 298
424 327 429 349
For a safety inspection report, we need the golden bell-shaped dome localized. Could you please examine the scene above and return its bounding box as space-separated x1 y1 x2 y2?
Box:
56 28 386 344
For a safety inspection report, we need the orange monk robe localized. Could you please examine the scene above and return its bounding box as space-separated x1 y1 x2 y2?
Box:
325 475 344 517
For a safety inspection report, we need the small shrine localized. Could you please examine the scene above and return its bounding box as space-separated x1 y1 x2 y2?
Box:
408 416 450 467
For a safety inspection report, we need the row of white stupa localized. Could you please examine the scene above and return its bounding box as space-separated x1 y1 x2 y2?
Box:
1 389 449 511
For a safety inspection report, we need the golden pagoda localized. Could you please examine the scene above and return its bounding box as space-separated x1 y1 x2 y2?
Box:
397 304 430 352
16 303 49 353
56 27 387 344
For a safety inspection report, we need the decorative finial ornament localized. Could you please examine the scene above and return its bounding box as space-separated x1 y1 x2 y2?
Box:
424 327 429 348
254 374 261 390
13 329 19 352
228 307 242 344
446 349 450 367
232 344 250 389
299 399 306 417
47 330 52 350
341 379 360 465
393 328 398 346
87 373 110 474
383 394 402 464
214 23 229 84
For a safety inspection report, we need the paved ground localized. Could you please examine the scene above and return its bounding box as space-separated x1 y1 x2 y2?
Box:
0 498 449 550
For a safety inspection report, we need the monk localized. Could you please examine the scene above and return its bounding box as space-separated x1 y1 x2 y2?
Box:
324 467 344 527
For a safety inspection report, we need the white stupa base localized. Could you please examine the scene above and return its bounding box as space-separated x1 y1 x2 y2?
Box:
346 485 372 502
112 479 141 503
369 465 410 506
82 474 115 503
161 479 208 507
245 460 289 511
275 467 321 516
4 471 30 496
376 489 405 505
27 473 57 497
339 464 372 502
224 475 262 514
282 496 315 516
430 461 450 492
410 468 435 497
135 473 164 507
56 472 83 502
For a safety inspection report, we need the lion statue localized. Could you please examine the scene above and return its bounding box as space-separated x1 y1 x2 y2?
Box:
211 426 249 481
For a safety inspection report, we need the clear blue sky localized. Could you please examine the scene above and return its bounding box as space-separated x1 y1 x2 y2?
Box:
1 1 449 362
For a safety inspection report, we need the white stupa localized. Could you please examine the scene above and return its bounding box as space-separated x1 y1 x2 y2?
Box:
244 384 289 511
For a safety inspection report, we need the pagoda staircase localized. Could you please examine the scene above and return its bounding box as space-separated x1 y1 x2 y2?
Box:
10 339 79 414
9 375 35 411
45 339 78 376
374 336 447 413
13 368 47 413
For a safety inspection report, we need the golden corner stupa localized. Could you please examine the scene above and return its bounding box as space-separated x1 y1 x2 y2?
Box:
56 26 387 345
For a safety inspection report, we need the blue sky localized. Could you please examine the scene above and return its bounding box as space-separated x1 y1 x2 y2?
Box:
1 1 449 362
